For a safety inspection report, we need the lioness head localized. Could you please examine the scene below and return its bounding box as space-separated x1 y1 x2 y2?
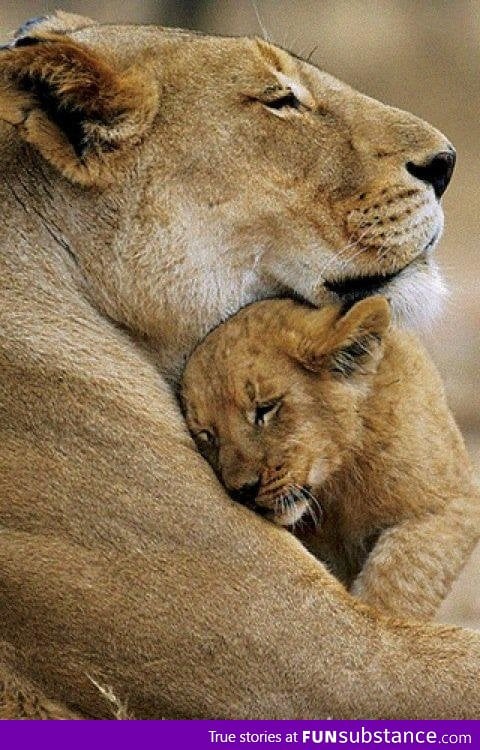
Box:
0 13 453 377
181 296 390 526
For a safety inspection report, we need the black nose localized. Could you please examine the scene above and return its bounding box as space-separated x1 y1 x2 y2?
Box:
406 149 456 199
231 479 261 506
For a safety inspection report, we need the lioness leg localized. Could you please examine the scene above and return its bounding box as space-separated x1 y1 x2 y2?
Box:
351 492 480 620
2 528 480 719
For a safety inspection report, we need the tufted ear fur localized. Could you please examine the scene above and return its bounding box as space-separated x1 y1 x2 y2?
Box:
285 297 391 378
14 11 97 38
0 33 158 185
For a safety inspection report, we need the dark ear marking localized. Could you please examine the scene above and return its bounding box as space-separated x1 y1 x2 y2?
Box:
13 36 46 49
6 36 117 159
7 35 120 158
14 17 49 39
0 33 158 184
330 333 382 377
327 297 390 378
19 68 89 158
14 10 97 40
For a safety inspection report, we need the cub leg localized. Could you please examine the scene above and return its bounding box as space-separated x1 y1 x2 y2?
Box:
351 492 480 619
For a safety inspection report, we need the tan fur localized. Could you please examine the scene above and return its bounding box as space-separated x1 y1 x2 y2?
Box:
0 661 82 719
182 297 480 620
0 32 158 185
0 11 479 719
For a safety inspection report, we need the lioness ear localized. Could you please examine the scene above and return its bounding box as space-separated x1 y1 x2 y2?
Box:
0 33 158 185
286 297 391 377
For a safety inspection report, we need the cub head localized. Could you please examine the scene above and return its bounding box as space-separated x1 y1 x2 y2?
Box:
0 13 453 363
181 297 390 526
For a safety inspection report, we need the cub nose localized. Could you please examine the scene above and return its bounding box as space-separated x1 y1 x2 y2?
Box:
406 149 456 199
230 479 261 506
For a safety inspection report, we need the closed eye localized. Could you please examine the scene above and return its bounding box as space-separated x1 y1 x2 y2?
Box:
264 91 302 110
196 429 216 446
254 400 282 426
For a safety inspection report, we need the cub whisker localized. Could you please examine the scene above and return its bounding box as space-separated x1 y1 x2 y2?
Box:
293 483 323 527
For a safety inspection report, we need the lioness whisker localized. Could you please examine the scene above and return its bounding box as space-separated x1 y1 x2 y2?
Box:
249 0 271 42
318 216 389 281
318 218 384 278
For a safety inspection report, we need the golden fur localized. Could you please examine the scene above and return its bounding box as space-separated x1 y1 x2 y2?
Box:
0 10 479 719
182 297 480 619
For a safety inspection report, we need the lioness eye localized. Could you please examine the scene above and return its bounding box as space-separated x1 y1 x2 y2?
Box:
196 430 215 445
254 401 281 426
264 91 302 110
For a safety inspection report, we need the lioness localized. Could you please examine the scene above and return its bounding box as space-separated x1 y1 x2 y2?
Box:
182 296 480 619
0 10 479 719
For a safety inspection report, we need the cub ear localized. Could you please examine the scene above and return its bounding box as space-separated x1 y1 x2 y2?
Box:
286 297 391 378
325 297 391 377
0 33 158 185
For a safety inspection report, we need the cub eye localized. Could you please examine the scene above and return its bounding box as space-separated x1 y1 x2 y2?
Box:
196 430 216 446
264 91 302 110
254 400 281 426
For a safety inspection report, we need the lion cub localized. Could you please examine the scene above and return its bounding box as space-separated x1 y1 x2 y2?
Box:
181 297 479 619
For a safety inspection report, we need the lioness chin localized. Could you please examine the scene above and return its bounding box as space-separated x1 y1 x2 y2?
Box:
182 296 480 619
1 10 479 720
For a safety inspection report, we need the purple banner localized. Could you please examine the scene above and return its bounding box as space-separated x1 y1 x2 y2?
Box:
0 720 478 749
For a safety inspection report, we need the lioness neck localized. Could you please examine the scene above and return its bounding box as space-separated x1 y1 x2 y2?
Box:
0 128 270 383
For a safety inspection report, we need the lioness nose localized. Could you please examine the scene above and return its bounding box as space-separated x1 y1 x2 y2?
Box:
406 149 456 198
231 479 261 505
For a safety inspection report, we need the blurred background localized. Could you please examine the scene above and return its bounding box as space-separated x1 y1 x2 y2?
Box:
1 1 478 626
